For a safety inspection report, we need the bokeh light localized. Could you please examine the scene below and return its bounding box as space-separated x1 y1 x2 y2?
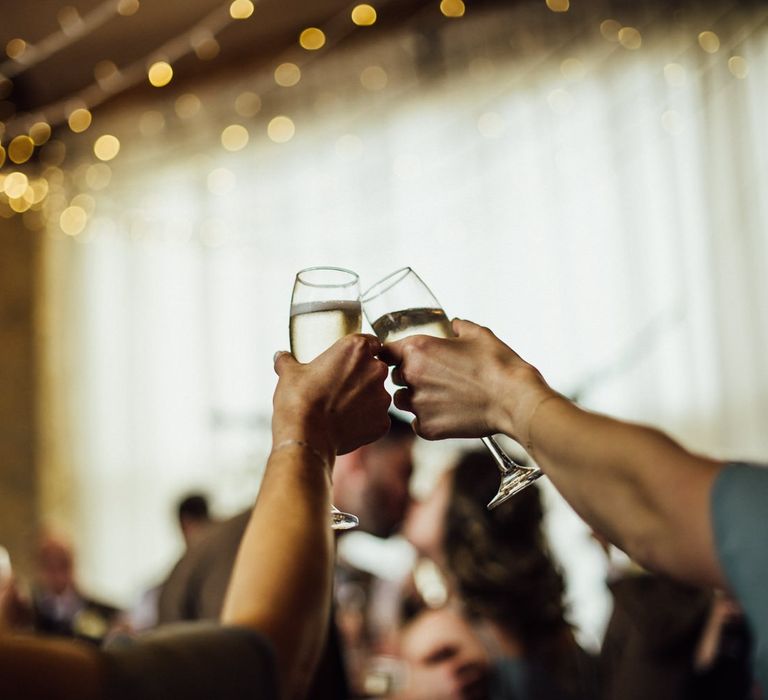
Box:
175 93 202 119
234 91 261 117
618 27 642 50
267 116 295 143
698 31 720 54
68 108 93 133
545 0 569 12
60 206 88 236
29 121 52 146
94 134 121 161
360 65 388 91
117 0 140 16
274 63 301 87
221 124 249 152
300 28 326 50
8 135 34 164
351 4 377 26
728 56 749 79
440 0 465 18
230 0 254 19
4 172 29 199
6 38 26 60
148 61 173 87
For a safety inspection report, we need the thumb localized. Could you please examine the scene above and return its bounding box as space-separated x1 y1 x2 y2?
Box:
273 350 298 375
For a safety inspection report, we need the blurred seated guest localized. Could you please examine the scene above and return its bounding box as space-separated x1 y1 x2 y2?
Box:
124 492 215 633
177 493 213 549
394 605 490 700
31 534 120 644
0 332 391 700
401 452 597 700
157 414 415 699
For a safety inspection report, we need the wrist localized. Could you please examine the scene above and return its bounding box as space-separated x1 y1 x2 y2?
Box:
494 363 558 445
272 403 336 467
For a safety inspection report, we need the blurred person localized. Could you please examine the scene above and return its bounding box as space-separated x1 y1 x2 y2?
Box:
383 318 768 689
0 332 391 700
401 452 596 700
30 534 120 643
394 605 490 700
124 492 214 633
177 493 213 548
157 413 415 699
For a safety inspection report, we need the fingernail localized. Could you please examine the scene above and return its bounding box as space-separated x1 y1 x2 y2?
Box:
273 351 282 363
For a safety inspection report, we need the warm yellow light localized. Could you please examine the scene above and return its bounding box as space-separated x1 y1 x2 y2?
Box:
221 124 249 152
728 56 748 79
274 62 301 87
618 27 642 50
351 4 377 26
440 0 465 18
60 206 88 236
600 19 621 42
299 27 326 50
4 172 29 199
27 178 49 204
175 93 201 119
360 65 388 91
86 163 112 190
234 91 261 117
9 196 31 213
561 57 585 81
230 0 254 19
0 146 5 169
267 116 295 143
148 61 173 87
94 134 120 161
29 121 52 146
6 38 26 60
68 107 93 133
8 135 34 164
698 31 720 54
545 0 569 12
72 193 96 214
664 63 686 87
43 166 65 186
117 0 140 16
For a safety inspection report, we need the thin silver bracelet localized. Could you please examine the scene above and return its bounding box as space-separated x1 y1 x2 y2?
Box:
272 439 331 470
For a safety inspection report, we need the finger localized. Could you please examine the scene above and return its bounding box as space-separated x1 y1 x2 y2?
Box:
379 338 407 366
451 318 483 337
357 333 383 356
393 387 414 413
391 366 408 387
273 350 297 374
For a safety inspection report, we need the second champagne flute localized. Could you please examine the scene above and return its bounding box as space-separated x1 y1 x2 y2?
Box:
290 266 362 530
362 267 542 509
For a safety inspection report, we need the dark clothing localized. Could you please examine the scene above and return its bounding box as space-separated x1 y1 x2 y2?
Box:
104 623 276 700
712 462 768 689
157 510 349 699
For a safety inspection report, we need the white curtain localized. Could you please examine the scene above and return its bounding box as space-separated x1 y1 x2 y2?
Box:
44 2 768 644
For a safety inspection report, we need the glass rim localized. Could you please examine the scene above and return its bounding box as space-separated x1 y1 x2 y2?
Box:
361 266 415 304
295 266 359 289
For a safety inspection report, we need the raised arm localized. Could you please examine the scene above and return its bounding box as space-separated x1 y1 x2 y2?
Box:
222 333 391 699
384 319 725 588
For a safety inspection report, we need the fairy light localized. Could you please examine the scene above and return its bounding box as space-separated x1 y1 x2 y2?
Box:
545 0 569 12
116 0 140 16
728 56 748 79
274 62 301 87
351 4 377 26
234 91 261 117
29 121 52 145
148 61 173 87
175 93 202 119
68 107 93 133
6 38 27 60
267 116 295 143
221 124 249 151
360 65 388 91
8 135 34 164
93 134 120 161
230 0 254 20
3 171 28 198
618 27 642 50
60 205 87 236
440 0 465 18
698 31 720 54
299 28 326 50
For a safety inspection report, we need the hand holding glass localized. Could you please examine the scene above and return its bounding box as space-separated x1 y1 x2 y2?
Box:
362 267 542 508
290 266 362 530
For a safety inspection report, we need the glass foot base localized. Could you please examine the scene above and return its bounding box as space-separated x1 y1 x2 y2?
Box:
487 468 543 510
331 508 359 530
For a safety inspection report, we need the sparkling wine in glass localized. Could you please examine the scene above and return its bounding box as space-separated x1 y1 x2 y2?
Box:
290 266 362 530
362 267 542 509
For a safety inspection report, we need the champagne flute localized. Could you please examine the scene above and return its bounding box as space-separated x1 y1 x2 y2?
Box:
290 266 362 530
361 267 542 509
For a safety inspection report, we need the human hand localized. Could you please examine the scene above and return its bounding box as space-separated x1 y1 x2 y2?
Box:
272 333 391 461
383 319 554 445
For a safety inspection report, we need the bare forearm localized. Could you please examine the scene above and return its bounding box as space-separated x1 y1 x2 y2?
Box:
509 394 725 587
222 447 334 699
